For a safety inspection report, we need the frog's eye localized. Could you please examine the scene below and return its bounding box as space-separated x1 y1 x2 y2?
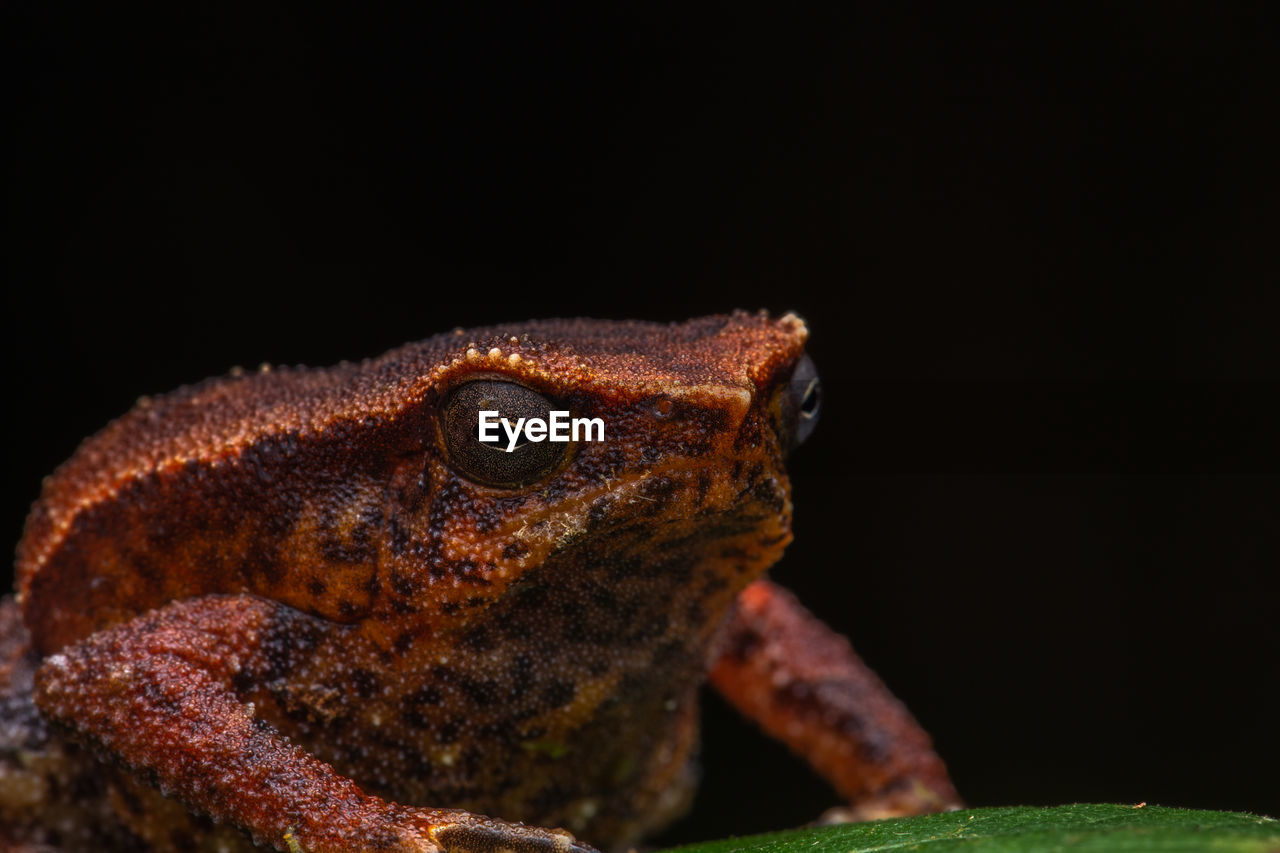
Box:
442 380 568 488
786 354 821 449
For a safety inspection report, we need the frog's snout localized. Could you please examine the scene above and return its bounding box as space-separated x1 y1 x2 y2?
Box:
779 353 821 452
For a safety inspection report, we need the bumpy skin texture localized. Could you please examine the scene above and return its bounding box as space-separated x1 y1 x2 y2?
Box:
2 313 960 852
710 582 960 820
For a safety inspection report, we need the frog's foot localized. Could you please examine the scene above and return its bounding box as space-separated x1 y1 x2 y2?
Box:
815 792 965 826
420 810 597 853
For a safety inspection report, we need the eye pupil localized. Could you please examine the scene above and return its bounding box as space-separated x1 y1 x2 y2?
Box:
442 381 568 487
799 378 820 417
787 355 821 448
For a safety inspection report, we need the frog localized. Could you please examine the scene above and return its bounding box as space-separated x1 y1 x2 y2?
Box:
0 312 960 853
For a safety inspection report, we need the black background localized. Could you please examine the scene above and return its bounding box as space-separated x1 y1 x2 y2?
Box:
5 3 1278 844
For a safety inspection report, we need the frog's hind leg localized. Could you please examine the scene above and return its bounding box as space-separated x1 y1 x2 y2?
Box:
708 580 962 821
33 593 597 853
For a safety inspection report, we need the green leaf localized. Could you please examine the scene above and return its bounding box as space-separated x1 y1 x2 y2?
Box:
662 804 1280 853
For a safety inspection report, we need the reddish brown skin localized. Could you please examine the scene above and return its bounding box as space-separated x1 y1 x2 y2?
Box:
1 313 960 852
709 582 960 819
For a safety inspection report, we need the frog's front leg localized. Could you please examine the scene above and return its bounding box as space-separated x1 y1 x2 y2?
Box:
709 580 962 820
34 594 595 853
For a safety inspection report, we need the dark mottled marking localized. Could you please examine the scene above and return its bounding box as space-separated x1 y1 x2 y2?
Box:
614 672 649 702
321 538 377 565
461 626 496 653
392 630 416 655
752 476 784 511
470 505 505 535
652 639 689 669
350 668 379 699
247 549 286 587
389 569 416 598
770 679 889 765
622 616 667 647
386 517 410 557
587 496 615 530
640 444 665 466
254 606 328 683
231 669 255 695
695 470 714 506
452 559 479 581
507 654 534 701
588 588 621 614
640 476 677 502
720 621 763 663
459 677 501 708
605 555 643 581
407 684 444 707
685 598 705 625
436 717 464 744
538 480 568 503
387 748 433 783
113 774 145 815
401 707 432 730
501 540 529 559
544 680 576 707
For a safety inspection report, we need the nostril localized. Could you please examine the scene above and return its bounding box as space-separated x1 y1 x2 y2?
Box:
787 354 821 449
